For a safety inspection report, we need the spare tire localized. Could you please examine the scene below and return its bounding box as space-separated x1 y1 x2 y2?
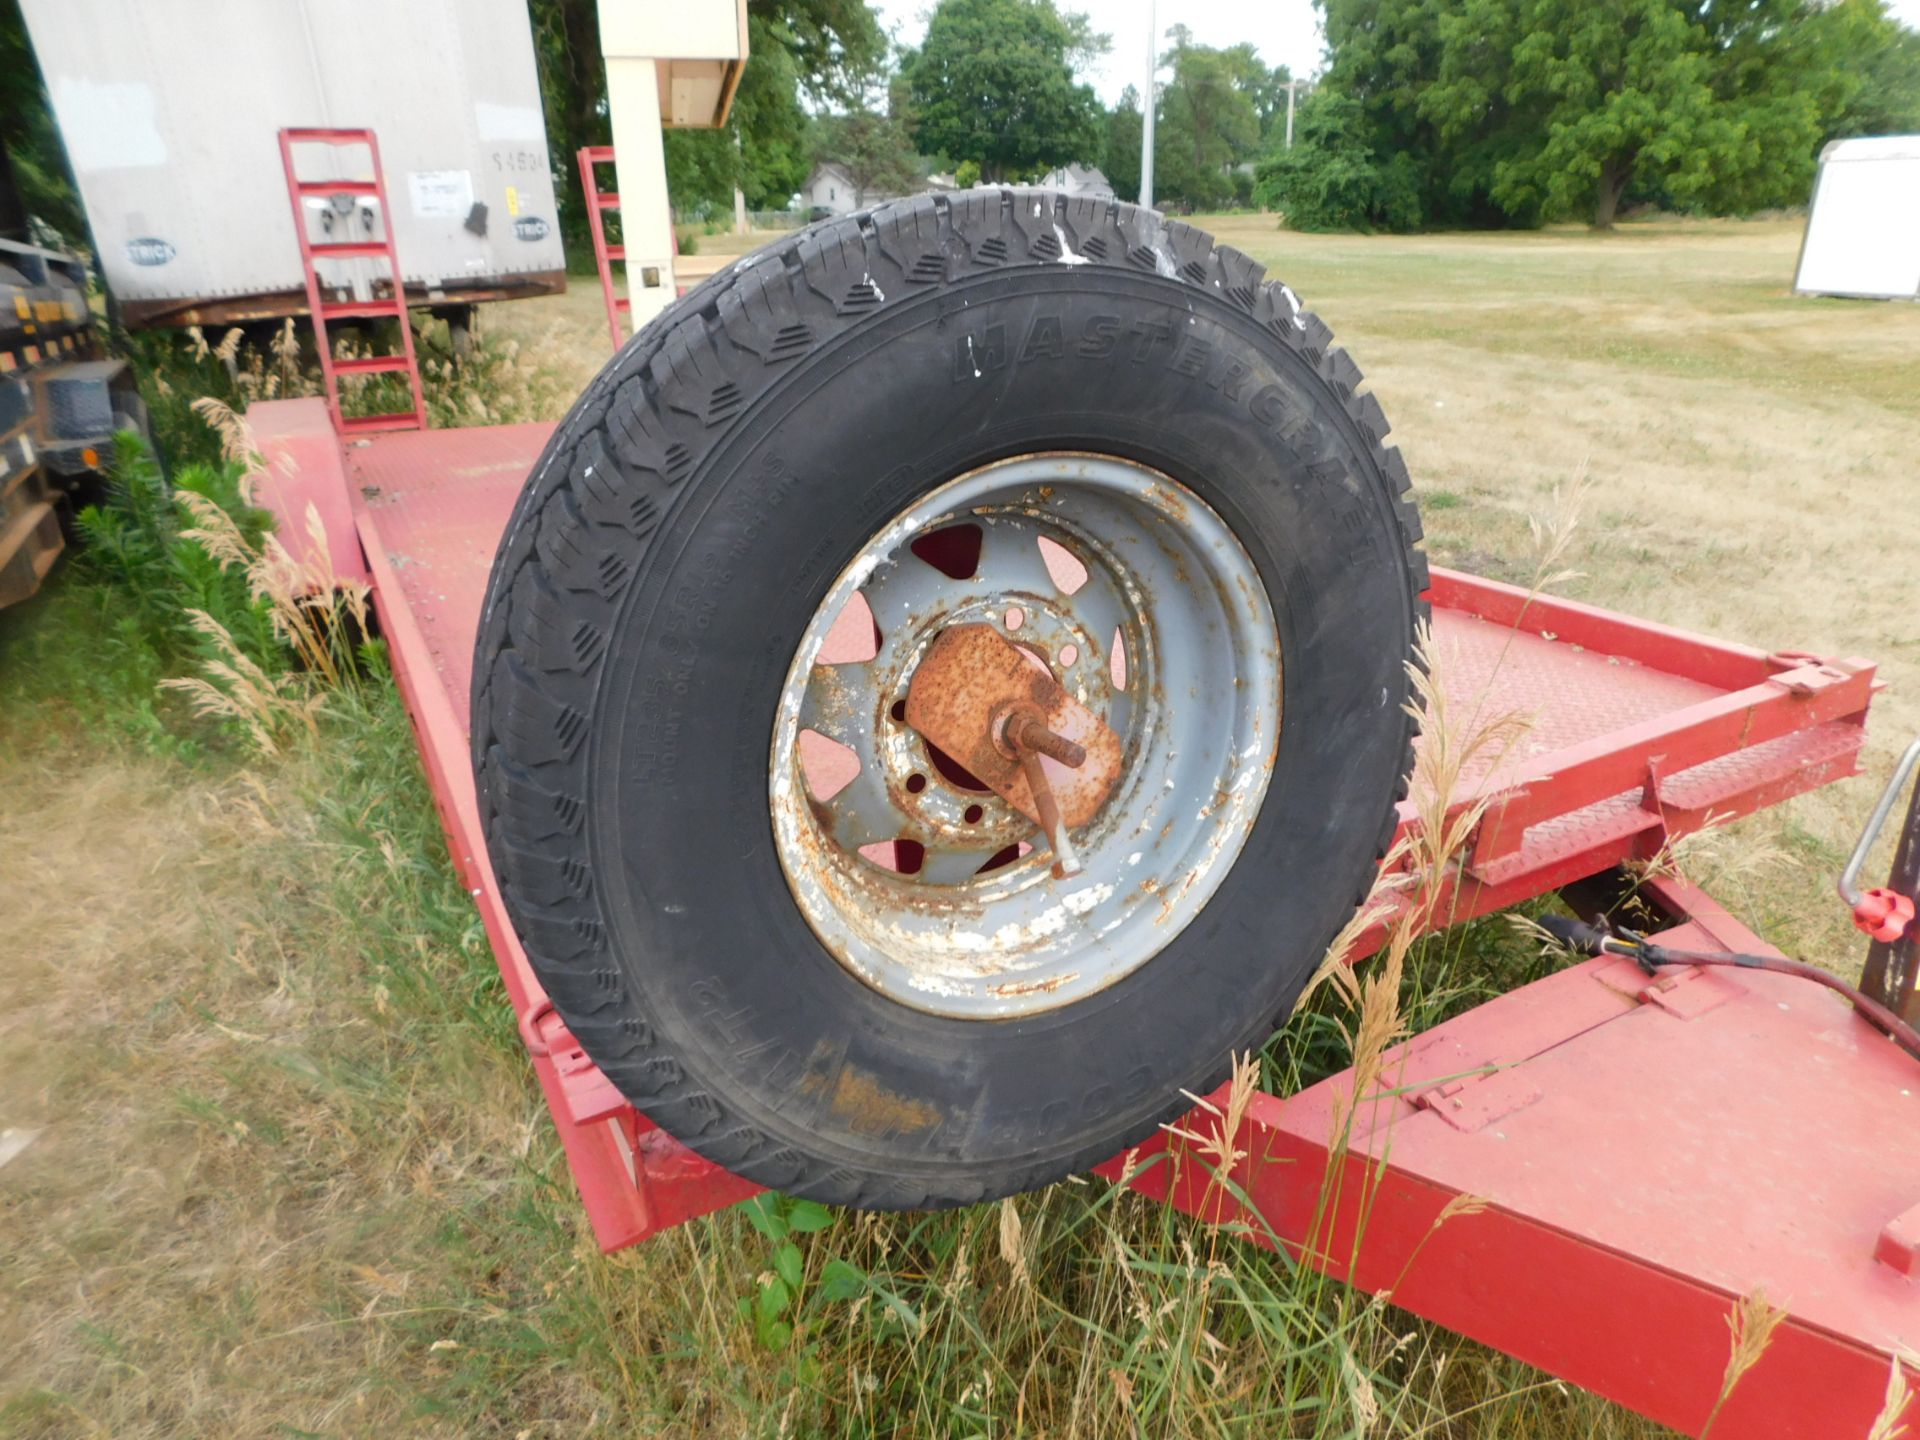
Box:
471 193 1426 1209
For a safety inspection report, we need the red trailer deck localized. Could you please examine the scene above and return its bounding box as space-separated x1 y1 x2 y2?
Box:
251 396 1910 1438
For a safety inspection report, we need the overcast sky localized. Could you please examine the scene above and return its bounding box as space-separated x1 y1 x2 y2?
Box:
876 0 1920 101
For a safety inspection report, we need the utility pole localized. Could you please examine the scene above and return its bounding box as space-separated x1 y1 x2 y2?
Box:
1282 78 1306 149
733 130 749 235
1140 0 1156 210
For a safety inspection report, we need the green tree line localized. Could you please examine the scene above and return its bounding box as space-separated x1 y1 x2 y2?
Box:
539 0 1289 223
812 4 1295 217
1259 0 1920 231
14 0 1913 262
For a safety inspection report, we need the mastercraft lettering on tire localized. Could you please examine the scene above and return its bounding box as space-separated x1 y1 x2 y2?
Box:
470 191 1427 1208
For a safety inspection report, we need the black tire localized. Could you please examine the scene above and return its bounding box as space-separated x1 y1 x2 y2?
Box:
471 192 1426 1209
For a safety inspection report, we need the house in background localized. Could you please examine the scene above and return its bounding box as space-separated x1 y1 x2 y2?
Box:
1038 163 1114 200
803 162 860 215
803 162 956 216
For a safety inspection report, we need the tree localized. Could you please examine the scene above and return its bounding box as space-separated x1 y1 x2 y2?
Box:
1255 90 1423 231
1315 0 1488 228
663 11 837 215
1153 28 1262 211
1427 0 1845 227
1804 0 1920 140
1221 43 1294 146
729 18 818 208
1291 0 1918 233
1424 0 1722 228
0 0 87 245
769 0 894 101
900 0 1104 182
531 0 885 231
1102 86 1144 204
530 0 615 251
812 106 924 206
662 131 738 217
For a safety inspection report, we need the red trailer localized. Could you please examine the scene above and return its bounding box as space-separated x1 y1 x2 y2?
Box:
250 394 1915 1439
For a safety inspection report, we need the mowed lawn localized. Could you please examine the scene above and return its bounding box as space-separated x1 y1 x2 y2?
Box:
1201 215 1920 962
4 215 1917 1437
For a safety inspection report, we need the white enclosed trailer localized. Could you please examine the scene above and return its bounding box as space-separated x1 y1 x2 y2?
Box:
1793 134 1920 300
20 0 567 328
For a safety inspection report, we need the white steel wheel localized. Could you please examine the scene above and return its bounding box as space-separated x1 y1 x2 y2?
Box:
770 453 1281 1018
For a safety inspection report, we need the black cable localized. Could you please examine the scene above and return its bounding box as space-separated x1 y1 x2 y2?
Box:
1536 914 1920 1066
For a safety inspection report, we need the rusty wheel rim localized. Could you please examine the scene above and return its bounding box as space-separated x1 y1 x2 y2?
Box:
769 453 1281 1019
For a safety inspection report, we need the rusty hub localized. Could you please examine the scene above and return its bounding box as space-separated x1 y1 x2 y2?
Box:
905 622 1122 876
768 453 1282 1020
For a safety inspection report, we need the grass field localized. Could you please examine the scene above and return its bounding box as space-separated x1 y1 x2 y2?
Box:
4 214 1918 1437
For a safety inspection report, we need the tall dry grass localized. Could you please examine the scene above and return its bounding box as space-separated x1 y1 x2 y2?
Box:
132 399 371 754
138 312 580 468
1699 1290 1787 1436
1867 1352 1918 1440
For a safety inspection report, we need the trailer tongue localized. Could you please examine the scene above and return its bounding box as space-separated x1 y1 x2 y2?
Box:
254 396 1908 1437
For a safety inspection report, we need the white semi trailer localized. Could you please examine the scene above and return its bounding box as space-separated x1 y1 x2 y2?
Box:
20 0 567 329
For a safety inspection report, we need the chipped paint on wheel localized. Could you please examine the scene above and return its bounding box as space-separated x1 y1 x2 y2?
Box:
769 453 1281 1020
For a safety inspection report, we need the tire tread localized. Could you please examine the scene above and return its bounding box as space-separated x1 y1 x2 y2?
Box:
470 190 1427 1209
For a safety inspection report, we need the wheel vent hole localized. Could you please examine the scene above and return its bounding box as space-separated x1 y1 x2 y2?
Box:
976 840 1033 874
925 739 991 793
1109 627 1128 690
890 699 907 722
859 839 925 874
909 523 982 580
906 772 927 794
964 804 984 824
797 729 860 801
816 591 880 664
1036 536 1088 594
